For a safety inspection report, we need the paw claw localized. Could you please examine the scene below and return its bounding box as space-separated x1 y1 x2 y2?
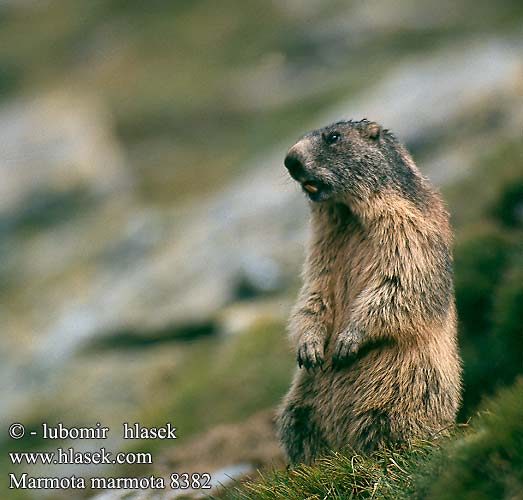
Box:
297 338 324 372
332 327 363 368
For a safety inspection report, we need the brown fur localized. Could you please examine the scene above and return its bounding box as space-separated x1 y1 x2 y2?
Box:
277 119 462 464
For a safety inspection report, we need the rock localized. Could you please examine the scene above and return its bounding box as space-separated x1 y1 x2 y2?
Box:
0 91 130 223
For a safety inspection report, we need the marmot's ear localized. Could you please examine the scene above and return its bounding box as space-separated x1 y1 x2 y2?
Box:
366 122 381 140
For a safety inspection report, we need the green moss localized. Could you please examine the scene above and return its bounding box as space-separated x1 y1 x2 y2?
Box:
490 182 523 228
453 224 515 416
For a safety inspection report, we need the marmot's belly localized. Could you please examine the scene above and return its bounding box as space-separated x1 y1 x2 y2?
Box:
302 346 452 450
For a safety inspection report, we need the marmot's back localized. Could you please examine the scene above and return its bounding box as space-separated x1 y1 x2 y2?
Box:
278 119 461 464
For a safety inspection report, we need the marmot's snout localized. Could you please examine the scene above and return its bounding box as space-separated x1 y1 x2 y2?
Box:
285 142 330 201
284 151 306 179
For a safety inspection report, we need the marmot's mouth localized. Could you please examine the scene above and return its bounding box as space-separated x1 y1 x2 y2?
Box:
302 182 319 194
300 180 329 200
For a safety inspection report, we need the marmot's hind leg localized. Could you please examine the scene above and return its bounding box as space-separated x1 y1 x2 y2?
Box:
277 403 327 465
348 409 392 453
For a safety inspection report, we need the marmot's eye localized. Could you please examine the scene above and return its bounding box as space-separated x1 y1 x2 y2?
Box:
323 131 341 145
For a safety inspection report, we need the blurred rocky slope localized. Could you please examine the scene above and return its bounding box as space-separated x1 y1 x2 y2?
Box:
1 1 522 499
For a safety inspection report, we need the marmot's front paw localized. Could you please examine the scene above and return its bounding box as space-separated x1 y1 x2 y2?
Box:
297 338 324 371
333 327 364 367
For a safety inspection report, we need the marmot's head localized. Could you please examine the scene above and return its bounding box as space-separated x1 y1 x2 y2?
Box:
284 119 425 206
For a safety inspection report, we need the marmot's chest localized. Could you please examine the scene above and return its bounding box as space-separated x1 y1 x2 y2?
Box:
322 225 376 320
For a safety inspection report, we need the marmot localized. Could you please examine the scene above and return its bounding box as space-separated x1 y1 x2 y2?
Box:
277 119 462 464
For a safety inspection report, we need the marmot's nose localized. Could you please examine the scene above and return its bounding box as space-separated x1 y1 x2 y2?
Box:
284 153 305 179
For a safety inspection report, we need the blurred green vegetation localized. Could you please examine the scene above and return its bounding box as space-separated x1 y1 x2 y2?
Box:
446 139 523 418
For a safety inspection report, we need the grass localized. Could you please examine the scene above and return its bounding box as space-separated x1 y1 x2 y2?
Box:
222 444 435 500
413 379 523 500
